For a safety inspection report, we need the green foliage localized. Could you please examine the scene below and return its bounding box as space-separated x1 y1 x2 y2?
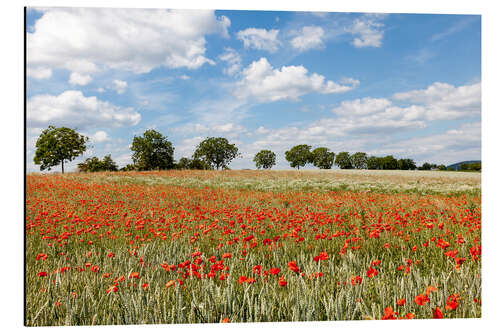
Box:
176 157 212 170
33 126 88 173
285 145 312 169
366 156 380 170
335 152 352 169
253 150 276 169
120 164 137 172
379 155 398 170
77 154 118 172
193 137 240 170
350 152 368 169
311 147 335 169
418 162 434 170
437 164 447 171
131 129 175 171
460 163 470 171
397 158 417 170
469 162 481 171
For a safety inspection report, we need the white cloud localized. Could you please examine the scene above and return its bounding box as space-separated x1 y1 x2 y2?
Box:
236 28 281 53
90 130 110 143
27 67 52 79
69 72 92 86
219 48 242 76
27 90 141 129
370 122 481 165
235 58 359 102
290 26 325 51
346 14 385 48
393 82 481 120
27 8 230 77
178 75 190 80
112 80 128 94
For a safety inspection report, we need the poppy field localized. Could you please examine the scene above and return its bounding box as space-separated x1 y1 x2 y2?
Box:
25 170 481 326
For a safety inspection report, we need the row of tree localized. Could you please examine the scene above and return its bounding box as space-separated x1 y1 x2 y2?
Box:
33 126 457 173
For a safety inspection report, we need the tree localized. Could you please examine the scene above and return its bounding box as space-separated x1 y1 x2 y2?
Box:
398 158 417 170
335 152 352 169
131 129 175 170
120 164 137 172
254 150 276 169
176 157 212 170
419 162 433 170
437 164 447 171
193 137 240 170
311 147 335 169
285 145 312 169
351 152 368 169
460 163 470 171
367 156 380 170
380 155 398 170
77 154 118 172
34 126 88 173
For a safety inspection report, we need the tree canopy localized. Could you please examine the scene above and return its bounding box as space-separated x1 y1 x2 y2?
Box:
253 150 276 169
131 129 175 170
311 147 335 169
351 152 368 169
285 145 312 169
34 126 88 173
335 152 352 169
77 154 118 172
193 137 240 170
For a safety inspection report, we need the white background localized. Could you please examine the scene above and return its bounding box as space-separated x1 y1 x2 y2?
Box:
1 0 498 332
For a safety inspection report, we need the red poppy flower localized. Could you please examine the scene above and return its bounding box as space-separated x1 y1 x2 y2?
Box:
129 272 140 279
269 267 281 275
165 280 176 288
382 306 397 320
415 294 430 306
288 261 301 273
142 283 149 290
397 299 406 306
425 285 437 295
367 266 378 278
278 276 287 287
238 276 248 284
38 271 48 277
433 307 444 319
107 284 119 294
445 294 460 310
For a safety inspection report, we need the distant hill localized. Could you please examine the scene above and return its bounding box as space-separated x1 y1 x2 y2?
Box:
446 160 481 171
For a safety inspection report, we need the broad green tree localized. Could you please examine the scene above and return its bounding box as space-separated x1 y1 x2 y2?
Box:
367 156 380 170
380 155 398 170
193 137 240 170
335 152 352 169
397 158 417 170
351 152 368 169
254 150 276 169
285 145 312 169
131 129 175 170
78 154 118 172
311 147 335 169
34 126 88 173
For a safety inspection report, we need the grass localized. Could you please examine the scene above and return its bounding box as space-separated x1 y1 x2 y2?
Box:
25 170 481 325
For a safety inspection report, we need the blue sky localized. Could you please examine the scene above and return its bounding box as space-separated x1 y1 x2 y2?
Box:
26 8 481 171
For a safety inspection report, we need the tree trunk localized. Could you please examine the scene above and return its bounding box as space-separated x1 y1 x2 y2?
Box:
61 160 64 174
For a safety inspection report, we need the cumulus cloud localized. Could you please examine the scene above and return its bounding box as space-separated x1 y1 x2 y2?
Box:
69 72 92 86
112 80 128 94
290 26 325 51
27 8 230 76
346 14 385 48
27 67 52 79
89 130 110 143
370 122 481 165
219 48 242 76
393 82 481 120
235 58 359 102
27 90 141 129
236 28 281 53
